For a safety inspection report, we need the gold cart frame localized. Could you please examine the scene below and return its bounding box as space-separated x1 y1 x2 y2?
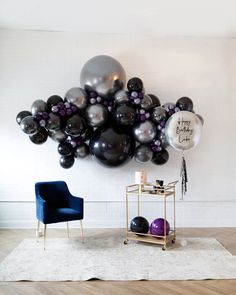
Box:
124 180 178 250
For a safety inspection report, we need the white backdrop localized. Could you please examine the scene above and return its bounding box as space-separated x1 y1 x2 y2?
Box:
0 29 236 228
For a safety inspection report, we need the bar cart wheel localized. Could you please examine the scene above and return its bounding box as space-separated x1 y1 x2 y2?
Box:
172 238 176 244
162 246 166 251
124 239 129 245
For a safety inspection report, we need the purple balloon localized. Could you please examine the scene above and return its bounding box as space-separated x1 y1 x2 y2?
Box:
150 218 170 236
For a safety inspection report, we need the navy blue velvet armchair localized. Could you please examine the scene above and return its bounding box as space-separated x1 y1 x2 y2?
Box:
35 181 84 249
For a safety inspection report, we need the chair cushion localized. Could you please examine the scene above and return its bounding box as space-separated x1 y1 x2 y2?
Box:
45 207 83 224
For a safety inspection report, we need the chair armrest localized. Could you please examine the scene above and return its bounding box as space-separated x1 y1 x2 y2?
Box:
35 194 48 222
68 195 84 216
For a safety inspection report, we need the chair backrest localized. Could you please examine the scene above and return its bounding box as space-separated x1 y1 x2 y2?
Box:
35 181 69 208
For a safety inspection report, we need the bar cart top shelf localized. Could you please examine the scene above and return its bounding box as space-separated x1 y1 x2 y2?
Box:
126 181 178 197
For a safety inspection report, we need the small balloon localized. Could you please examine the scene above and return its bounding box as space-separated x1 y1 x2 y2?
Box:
85 104 108 127
60 155 75 169
148 94 161 108
47 95 63 108
74 143 90 158
133 121 157 143
48 130 67 142
65 115 85 136
165 111 202 151
114 105 136 127
127 77 143 92
152 149 169 165
162 102 175 111
31 100 48 115
46 113 61 131
29 127 48 144
176 97 194 112
134 145 153 163
114 90 129 105
20 116 39 135
152 107 167 123
80 55 126 97
196 114 204 125
58 141 73 156
65 87 88 109
140 94 153 110
158 133 169 149
16 111 32 125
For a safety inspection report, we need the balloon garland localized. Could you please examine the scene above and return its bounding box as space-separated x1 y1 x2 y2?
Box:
16 55 203 194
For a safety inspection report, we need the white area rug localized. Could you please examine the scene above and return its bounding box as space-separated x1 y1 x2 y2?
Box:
0 236 236 281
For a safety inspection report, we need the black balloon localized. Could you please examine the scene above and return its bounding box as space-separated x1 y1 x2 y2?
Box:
90 126 135 167
134 145 153 163
176 97 194 112
46 113 61 131
114 105 136 127
148 94 161 108
58 141 73 156
152 149 169 165
74 143 90 158
60 155 75 169
47 95 63 108
48 130 67 142
29 127 48 144
65 115 85 136
130 216 149 234
16 111 32 125
20 116 39 135
127 77 143 92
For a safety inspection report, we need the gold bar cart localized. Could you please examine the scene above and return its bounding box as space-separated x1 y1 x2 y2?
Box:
124 180 178 250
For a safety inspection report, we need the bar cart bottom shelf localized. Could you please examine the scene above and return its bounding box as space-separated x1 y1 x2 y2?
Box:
124 230 176 250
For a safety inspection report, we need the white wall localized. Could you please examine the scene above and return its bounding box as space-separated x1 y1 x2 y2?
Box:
0 29 236 228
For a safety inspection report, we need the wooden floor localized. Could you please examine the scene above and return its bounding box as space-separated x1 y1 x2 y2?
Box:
0 228 236 295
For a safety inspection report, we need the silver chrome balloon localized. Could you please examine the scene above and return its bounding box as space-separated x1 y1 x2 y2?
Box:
114 90 129 105
65 87 87 109
31 100 48 115
20 116 39 135
134 144 153 163
85 104 108 127
152 106 167 123
159 133 169 149
165 111 202 151
133 120 157 143
74 143 90 158
80 55 126 97
140 94 153 110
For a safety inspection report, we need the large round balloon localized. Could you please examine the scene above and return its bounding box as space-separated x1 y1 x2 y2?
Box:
20 116 39 135
130 216 149 234
127 77 143 92
114 90 129 105
80 55 126 97
133 121 156 143
114 105 136 127
150 218 170 236
58 141 73 156
29 127 48 144
47 95 63 108
65 87 87 110
90 126 135 167
165 111 202 151
16 111 32 125
134 145 153 163
85 104 108 127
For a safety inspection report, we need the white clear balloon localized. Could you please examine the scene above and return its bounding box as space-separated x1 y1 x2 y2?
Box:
165 111 202 151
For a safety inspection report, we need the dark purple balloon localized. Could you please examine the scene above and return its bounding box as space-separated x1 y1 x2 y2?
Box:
150 218 170 236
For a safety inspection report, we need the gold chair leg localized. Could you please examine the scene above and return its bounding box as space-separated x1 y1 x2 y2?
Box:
66 222 69 238
36 220 40 243
80 220 84 243
44 224 47 250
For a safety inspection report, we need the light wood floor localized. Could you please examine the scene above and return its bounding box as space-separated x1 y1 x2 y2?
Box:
0 228 236 295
